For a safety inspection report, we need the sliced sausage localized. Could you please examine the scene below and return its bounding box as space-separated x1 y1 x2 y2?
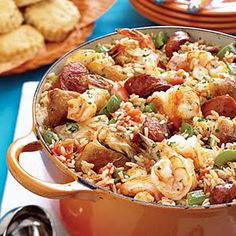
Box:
54 62 89 93
202 95 236 119
124 74 171 98
54 62 113 93
214 119 236 144
143 117 169 142
165 31 191 57
205 45 219 55
45 88 79 127
210 184 236 204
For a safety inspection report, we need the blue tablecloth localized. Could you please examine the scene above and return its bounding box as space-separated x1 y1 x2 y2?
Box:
0 0 155 204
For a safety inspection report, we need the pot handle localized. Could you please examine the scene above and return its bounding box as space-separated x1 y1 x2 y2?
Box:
7 132 94 199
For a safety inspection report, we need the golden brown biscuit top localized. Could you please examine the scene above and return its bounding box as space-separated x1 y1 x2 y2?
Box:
25 0 80 26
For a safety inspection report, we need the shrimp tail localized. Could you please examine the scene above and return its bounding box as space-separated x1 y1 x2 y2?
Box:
116 28 155 51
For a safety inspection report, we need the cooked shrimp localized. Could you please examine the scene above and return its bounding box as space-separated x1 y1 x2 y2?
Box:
117 28 155 51
67 96 96 122
151 154 197 200
159 70 187 85
167 50 229 80
127 166 147 179
120 176 161 201
168 51 214 72
167 135 214 168
134 191 155 202
67 88 109 122
194 76 236 102
108 38 160 75
148 85 201 120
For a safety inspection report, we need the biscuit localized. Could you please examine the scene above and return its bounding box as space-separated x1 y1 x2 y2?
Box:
14 0 43 7
25 0 80 42
0 0 23 34
0 25 45 63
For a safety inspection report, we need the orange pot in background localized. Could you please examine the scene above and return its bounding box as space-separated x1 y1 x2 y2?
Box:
7 27 236 236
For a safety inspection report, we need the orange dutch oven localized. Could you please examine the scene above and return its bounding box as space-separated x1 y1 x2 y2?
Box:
7 27 236 236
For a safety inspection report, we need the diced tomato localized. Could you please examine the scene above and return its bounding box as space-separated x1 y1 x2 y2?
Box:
116 120 125 127
98 163 113 177
51 143 61 156
64 144 74 158
51 143 74 159
167 76 184 85
169 115 182 131
75 143 84 153
198 169 210 180
127 108 142 123
111 83 129 101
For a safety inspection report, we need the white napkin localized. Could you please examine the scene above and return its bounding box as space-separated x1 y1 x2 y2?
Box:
1 82 68 235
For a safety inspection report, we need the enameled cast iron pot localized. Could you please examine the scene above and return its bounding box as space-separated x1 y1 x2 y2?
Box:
8 27 236 236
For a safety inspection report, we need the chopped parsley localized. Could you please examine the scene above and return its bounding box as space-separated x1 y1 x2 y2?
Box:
181 123 195 138
156 151 161 158
42 129 59 145
66 122 79 133
197 117 207 122
152 143 157 148
167 141 176 147
108 118 117 125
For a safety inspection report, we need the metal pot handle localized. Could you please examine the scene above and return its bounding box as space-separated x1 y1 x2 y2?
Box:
7 131 94 199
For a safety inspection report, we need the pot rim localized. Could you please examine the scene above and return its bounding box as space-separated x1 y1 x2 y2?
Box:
33 26 236 210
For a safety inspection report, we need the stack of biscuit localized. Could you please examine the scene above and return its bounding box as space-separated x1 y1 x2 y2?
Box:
0 0 80 72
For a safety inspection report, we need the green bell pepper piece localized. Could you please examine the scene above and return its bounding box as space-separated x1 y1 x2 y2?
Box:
153 31 168 49
187 190 207 206
143 103 156 113
95 44 109 53
66 122 79 133
215 150 236 167
108 118 117 125
217 42 236 59
100 94 122 116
